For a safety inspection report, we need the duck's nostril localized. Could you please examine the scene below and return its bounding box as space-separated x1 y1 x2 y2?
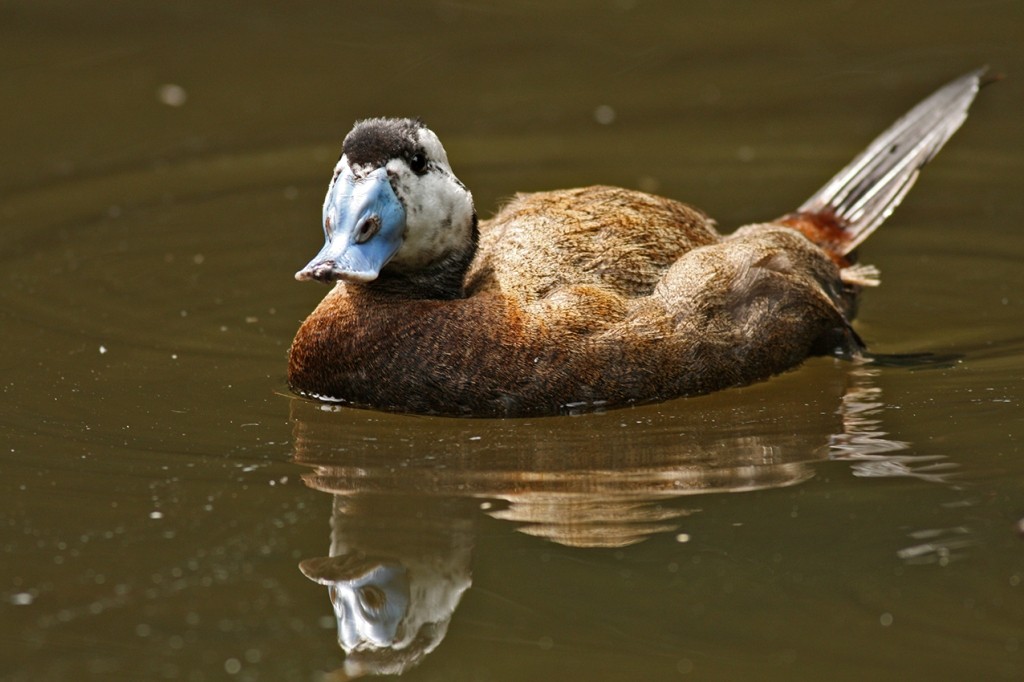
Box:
295 260 337 284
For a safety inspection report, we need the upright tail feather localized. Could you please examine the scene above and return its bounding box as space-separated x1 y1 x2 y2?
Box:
781 68 989 259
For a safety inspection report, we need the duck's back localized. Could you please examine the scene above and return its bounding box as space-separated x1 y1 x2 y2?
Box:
466 186 720 301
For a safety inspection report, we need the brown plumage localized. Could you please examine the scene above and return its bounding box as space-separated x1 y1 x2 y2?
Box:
288 70 987 417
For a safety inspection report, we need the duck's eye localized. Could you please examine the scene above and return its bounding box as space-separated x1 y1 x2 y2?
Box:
354 215 381 244
409 152 427 174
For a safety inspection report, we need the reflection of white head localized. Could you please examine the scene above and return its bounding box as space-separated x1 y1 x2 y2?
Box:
299 552 471 657
299 555 410 651
298 495 474 676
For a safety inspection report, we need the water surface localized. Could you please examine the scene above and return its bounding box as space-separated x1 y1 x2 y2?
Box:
2 1 1022 680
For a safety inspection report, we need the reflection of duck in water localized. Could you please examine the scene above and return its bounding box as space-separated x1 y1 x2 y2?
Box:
299 494 475 678
292 361 908 551
288 71 987 416
293 363 931 675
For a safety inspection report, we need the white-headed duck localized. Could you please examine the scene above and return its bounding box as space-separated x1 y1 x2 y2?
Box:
288 69 987 416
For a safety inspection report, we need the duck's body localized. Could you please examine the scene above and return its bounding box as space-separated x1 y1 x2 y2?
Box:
290 187 854 415
288 70 986 416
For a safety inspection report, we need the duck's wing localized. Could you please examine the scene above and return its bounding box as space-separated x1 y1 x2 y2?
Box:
466 185 720 301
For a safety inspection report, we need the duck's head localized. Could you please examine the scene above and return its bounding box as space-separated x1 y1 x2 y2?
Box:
296 118 477 299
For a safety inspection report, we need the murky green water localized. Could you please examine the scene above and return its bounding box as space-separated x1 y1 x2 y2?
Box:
2 1 1022 680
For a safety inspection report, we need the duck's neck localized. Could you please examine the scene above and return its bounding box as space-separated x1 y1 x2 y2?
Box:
363 213 479 301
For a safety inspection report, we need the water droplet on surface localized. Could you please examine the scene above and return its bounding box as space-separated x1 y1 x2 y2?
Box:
157 84 188 107
10 592 33 606
594 104 616 125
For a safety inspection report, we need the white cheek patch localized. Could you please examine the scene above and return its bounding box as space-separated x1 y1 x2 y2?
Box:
386 159 474 269
416 129 451 168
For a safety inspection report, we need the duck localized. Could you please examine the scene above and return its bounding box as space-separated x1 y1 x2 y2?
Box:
288 69 987 417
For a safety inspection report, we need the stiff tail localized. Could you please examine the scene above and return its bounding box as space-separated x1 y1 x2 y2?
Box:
780 68 988 260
